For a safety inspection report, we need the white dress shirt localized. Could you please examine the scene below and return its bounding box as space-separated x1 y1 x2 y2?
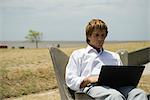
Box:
65 45 122 91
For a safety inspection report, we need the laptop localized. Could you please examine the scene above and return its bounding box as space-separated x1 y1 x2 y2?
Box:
97 65 145 88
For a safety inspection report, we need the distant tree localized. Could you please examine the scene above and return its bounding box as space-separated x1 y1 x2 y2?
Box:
25 30 43 48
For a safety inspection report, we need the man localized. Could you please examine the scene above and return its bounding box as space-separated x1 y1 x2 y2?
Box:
65 19 147 100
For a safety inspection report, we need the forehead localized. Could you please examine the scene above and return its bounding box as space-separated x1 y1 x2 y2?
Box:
92 29 106 34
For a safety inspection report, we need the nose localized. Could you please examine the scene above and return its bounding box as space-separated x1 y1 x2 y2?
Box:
98 37 104 41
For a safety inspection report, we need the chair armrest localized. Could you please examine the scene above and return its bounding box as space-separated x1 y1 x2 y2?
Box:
75 91 94 100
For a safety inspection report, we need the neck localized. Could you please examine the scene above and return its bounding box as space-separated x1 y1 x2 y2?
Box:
89 44 102 53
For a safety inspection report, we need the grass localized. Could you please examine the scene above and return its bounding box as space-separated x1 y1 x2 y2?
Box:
0 41 150 99
0 49 57 99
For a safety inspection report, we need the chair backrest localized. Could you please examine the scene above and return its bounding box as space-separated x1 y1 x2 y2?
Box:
128 47 150 65
49 47 74 100
116 49 128 65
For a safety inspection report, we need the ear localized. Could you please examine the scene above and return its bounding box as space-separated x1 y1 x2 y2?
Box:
87 34 92 41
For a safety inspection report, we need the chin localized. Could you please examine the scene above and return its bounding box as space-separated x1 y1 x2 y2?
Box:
96 46 102 49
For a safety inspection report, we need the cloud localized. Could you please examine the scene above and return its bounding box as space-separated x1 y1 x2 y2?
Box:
0 0 126 9
0 0 52 7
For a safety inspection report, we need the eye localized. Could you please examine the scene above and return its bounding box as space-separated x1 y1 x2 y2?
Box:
101 34 104 37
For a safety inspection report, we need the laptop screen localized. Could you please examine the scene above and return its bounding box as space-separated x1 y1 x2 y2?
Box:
97 65 145 88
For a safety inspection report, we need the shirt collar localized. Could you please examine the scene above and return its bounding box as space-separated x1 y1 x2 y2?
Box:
86 45 104 55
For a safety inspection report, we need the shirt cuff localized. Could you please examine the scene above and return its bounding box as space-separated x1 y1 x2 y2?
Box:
76 76 85 90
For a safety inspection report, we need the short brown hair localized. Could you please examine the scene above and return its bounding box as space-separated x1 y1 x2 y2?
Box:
85 19 108 44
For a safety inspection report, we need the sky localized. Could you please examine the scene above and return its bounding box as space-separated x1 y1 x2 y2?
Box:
0 0 150 41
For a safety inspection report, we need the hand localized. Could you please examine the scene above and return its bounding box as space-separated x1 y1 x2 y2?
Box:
87 75 99 83
80 75 99 88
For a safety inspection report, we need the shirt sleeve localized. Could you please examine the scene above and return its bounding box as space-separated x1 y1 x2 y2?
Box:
65 51 85 91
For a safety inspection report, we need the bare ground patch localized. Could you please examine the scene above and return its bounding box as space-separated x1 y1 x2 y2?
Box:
3 89 60 100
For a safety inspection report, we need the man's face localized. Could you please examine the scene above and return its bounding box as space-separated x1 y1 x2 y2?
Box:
88 29 107 49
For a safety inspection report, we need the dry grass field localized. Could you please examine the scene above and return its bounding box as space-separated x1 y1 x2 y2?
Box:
0 41 150 99
0 49 57 99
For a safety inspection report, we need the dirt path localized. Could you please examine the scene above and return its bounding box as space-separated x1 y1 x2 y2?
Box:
3 89 60 100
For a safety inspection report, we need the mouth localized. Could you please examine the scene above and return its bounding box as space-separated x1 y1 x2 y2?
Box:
97 41 104 47
98 41 104 45
96 43 103 48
